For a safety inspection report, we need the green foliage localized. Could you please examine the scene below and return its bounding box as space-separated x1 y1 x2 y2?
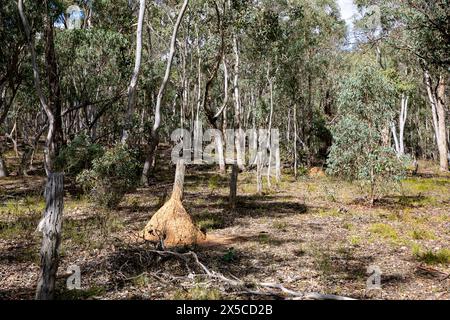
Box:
326 62 405 200
222 247 237 263
56 135 104 176
77 144 142 208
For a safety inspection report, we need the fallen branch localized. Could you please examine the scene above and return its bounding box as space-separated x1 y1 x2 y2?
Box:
146 249 356 300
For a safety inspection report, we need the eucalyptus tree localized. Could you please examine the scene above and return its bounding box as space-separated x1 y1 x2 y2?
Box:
327 59 403 203
354 0 449 171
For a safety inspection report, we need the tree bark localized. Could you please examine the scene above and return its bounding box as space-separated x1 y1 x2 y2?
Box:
36 173 64 300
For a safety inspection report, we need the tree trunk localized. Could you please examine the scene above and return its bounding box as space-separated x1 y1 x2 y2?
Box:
391 123 400 155
36 173 64 300
256 151 263 195
216 132 226 174
399 94 408 155
266 70 274 187
141 0 189 184
424 70 448 172
122 0 146 144
18 0 62 175
274 130 281 183
141 134 159 185
229 163 238 209
19 145 33 176
172 159 185 202
0 151 8 177
232 34 245 171
293 104 298 179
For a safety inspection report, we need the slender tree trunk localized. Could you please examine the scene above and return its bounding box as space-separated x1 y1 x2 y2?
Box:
293 104 298 179
232 33 245 171
19 1 65 301
172 159 185 202
141 0 189 184
399 94 408 155
216 132 226 174
0 151 8 177
18 0 62 175
35 173 64 300
122 0 146 144
229 163 238 209
19 145 33 176
274 130 281 183
43 0 63 174
424 70 448 172
391 123 400 155
266 70 274 187
256 151 263 195
436 76 448 171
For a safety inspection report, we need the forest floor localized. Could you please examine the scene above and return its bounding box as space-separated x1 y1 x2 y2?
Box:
0 152 449 300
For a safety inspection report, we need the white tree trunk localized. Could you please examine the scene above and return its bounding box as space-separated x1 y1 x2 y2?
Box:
232 34 245 171
293 104 298 179
391 123 400 155
399 94 408 155
0 152 8 177
36 173 64 300
216 132 226 173
424 70 448 172
122 0 146 144
256 151 263 195
266 70 274 187
141 0 189 184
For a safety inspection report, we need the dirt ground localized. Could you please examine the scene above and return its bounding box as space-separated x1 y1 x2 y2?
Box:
0 158 449 300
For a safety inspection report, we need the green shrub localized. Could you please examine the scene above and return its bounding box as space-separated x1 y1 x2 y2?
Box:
77 144 142 208
56 134 104 176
